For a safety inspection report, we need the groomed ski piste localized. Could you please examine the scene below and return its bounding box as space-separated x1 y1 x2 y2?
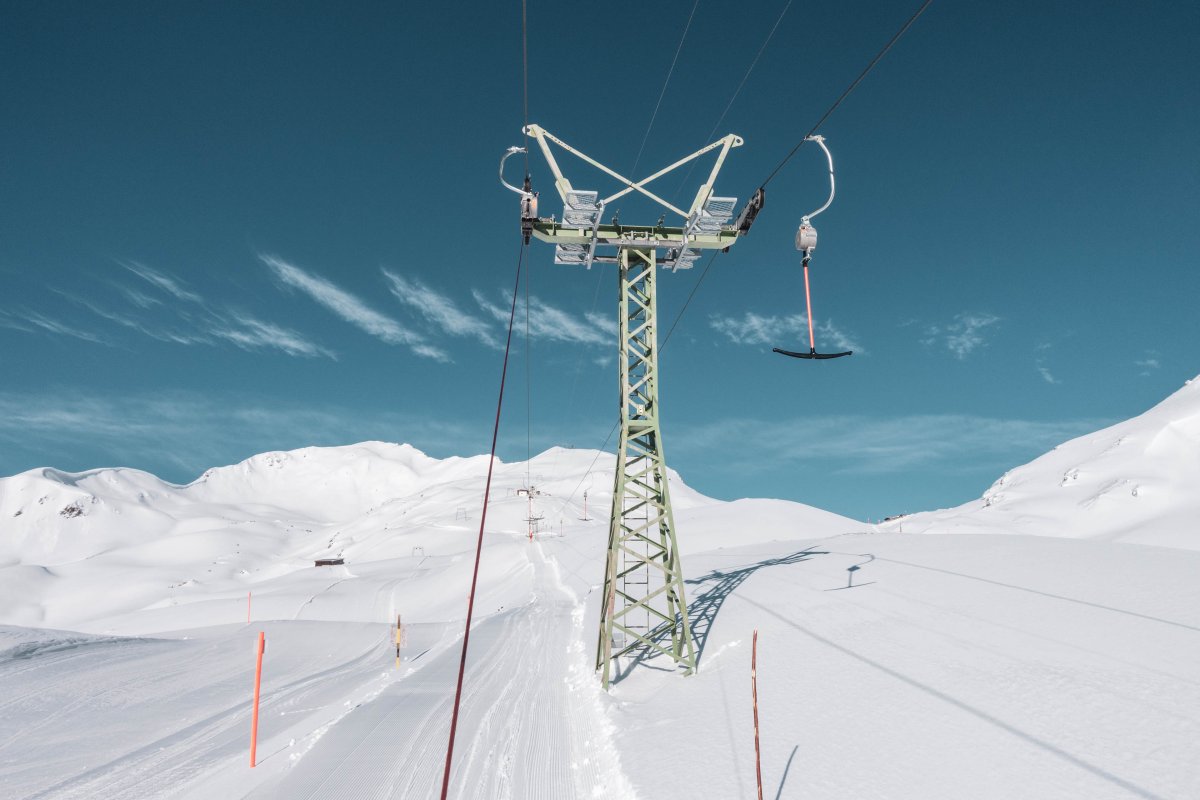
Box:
3 378 1200 799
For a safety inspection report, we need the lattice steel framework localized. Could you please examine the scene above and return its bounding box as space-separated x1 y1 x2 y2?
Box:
506 123 753 687
595 246 696 688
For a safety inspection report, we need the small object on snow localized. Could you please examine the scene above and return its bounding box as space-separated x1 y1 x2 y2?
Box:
846 564 860 588
314 558 344 567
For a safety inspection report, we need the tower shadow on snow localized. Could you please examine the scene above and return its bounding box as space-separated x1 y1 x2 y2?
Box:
685 548 827 664
609 547 826 685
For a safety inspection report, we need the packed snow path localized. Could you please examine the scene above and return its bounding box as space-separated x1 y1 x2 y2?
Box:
249 542 628 800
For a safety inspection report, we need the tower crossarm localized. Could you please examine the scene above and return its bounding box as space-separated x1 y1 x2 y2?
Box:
522 123 743 224
528 220 738 254
525 124 744 219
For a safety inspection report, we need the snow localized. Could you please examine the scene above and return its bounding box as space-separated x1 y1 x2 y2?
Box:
2 380 1199 798
890 377 1200 551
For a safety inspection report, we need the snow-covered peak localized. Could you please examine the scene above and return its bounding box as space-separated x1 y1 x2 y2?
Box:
893 375 1200 549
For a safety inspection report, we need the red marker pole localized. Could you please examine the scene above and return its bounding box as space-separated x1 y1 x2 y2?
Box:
250 631 265 767
752 629 763 800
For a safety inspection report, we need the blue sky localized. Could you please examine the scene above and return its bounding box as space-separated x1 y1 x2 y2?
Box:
2 1 1197 521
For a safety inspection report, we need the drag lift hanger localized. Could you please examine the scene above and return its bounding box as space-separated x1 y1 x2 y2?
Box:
772 135 853 360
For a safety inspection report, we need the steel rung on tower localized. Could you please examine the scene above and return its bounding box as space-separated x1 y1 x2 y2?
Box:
596 246 697 688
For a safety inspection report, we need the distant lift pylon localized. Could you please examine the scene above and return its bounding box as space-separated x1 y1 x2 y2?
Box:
772 135 853 361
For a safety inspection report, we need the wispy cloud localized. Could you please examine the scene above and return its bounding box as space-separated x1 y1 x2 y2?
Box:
1034 342 1060 384
920 312 1001 359
1036 365 1060 384
0 309 108 345
55 284 335 359
1135 351 1161 376
120 287 163 309
472 289 610 346
382 270 499 349
211 314 337 359
585 311 616 338
709 311 864 353
0 391 475 481
262 254 445 361
674 413 1109 476
0 311 34 333
122 261 204 304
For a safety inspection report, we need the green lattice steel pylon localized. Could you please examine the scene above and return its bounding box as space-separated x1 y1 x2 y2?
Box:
595 246 697 689
507 123 752 688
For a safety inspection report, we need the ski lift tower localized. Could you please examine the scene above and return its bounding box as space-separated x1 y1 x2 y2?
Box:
502 124 762 688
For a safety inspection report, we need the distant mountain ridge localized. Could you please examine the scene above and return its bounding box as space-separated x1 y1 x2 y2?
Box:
0 442 857 630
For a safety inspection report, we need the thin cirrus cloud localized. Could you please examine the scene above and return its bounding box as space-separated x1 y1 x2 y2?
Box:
60 271 335 359
1034 342 1060 385
0 390 475 480
675 413 1110 476
0 309 108 345
210 314 338 360
920 312 1001 359
471 289 610 346
261 254 446 361
121 260 204 305
382 270 499 349
1135 351 1161 376
709 311 864 353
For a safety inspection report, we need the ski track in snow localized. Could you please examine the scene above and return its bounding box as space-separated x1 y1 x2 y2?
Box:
0 626 387 800
249 542 629 800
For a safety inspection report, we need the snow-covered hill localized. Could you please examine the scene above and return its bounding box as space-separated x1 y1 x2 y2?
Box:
0 442 851 634
2 399 1198 799
890 376 1200 550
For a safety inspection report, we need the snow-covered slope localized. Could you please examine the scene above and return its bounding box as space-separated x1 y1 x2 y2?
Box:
2 424 1198 800
890 376 1200 550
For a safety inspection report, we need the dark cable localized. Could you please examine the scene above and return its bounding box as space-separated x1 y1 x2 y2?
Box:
760 0 932 188
629 0 702 180
672 0 794 199
521 0 530 176
440 240 525 800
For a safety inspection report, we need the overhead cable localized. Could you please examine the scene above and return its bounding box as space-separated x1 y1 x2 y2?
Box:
673 0 794 199
440 241 526 800
760 0 933 188
628 0 703 180
522 0 530 175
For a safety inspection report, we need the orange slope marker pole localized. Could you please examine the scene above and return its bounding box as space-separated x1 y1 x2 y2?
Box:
250 631 265 767
400 614 410 671
752 629 764 800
